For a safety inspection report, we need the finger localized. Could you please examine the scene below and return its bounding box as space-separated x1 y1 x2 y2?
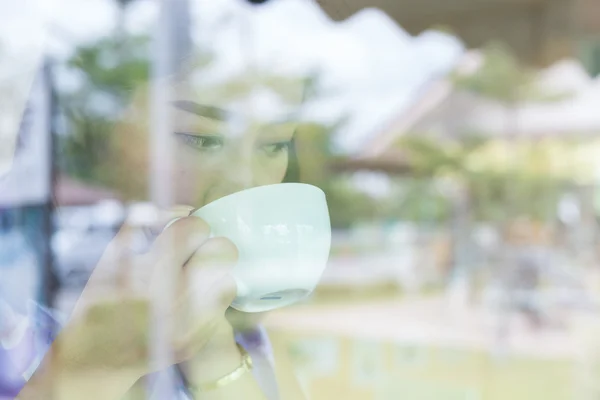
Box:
146 216 213 326
173 238 238 346
148 216 211 279
186 236 239 270
173 275 237 359
145 204 195 236
184 265 238 316
174 317 236 364
94 204 194 268
86 205 196 300
182 237 238 308
125 204 194 229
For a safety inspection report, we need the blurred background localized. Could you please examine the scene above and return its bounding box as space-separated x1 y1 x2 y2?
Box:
2 0 600 399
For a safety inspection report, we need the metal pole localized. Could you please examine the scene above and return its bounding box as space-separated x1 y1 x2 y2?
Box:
148 0 176 397
44 60 59 314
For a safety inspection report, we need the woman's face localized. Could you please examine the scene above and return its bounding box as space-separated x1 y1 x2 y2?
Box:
117 74 306 326
169 76 305 326
169 83 298 208
122 73 305 207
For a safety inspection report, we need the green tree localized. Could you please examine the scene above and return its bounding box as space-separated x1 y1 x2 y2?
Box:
58 33 151 185
449 42 570 225
394 134 565 224
452 42 567 135
295 120 380 229
59 26 377 229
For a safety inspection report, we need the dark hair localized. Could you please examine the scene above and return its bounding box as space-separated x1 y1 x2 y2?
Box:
282 136 300 183
282 73 316 185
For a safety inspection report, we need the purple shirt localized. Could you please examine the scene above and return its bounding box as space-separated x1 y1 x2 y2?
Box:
0 302 58 399
236 326 279 399
0 327 36 399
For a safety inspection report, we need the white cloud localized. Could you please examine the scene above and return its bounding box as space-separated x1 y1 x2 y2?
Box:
1 0 465 156
188 0 464 154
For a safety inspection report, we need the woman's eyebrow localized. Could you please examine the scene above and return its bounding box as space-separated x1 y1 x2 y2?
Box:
172 100 303 126
170 100 230 121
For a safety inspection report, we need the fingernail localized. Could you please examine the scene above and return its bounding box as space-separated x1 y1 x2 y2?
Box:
170 205 194 214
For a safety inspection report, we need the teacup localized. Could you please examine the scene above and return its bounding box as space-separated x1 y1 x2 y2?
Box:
179 183 331 313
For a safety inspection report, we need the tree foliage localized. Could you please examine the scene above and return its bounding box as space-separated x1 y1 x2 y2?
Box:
58 29 373 229
451 42 568 105
387 42 572 226
64 35 150 112
394 135 566 223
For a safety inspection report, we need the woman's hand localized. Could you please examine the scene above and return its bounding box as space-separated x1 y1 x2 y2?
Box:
21 207 240 399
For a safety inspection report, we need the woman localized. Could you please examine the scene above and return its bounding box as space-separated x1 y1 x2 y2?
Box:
16 51 311 399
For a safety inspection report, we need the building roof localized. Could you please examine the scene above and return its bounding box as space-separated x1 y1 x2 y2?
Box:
362 55 600 160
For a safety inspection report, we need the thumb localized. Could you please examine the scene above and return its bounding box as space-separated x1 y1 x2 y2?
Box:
172 272 237 360
183 237 239 308
173 238 238 336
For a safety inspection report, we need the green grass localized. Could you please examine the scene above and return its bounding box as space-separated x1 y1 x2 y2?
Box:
278 332 578 400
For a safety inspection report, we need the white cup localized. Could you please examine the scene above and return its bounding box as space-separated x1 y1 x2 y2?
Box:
173 183 331 313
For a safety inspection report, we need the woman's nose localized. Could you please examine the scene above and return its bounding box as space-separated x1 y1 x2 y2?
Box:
205 153 256 203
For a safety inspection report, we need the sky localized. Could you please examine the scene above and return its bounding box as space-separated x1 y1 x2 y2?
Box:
1 0 465 155
186 0 465 153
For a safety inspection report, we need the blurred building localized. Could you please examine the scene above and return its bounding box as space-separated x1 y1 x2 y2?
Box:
54 175 120 207
319 0 600 70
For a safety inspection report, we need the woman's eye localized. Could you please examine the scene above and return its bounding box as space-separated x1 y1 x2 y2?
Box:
176 133 224 151
261 141 291 157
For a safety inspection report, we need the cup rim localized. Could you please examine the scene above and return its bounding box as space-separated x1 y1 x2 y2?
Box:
193 183 326 213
